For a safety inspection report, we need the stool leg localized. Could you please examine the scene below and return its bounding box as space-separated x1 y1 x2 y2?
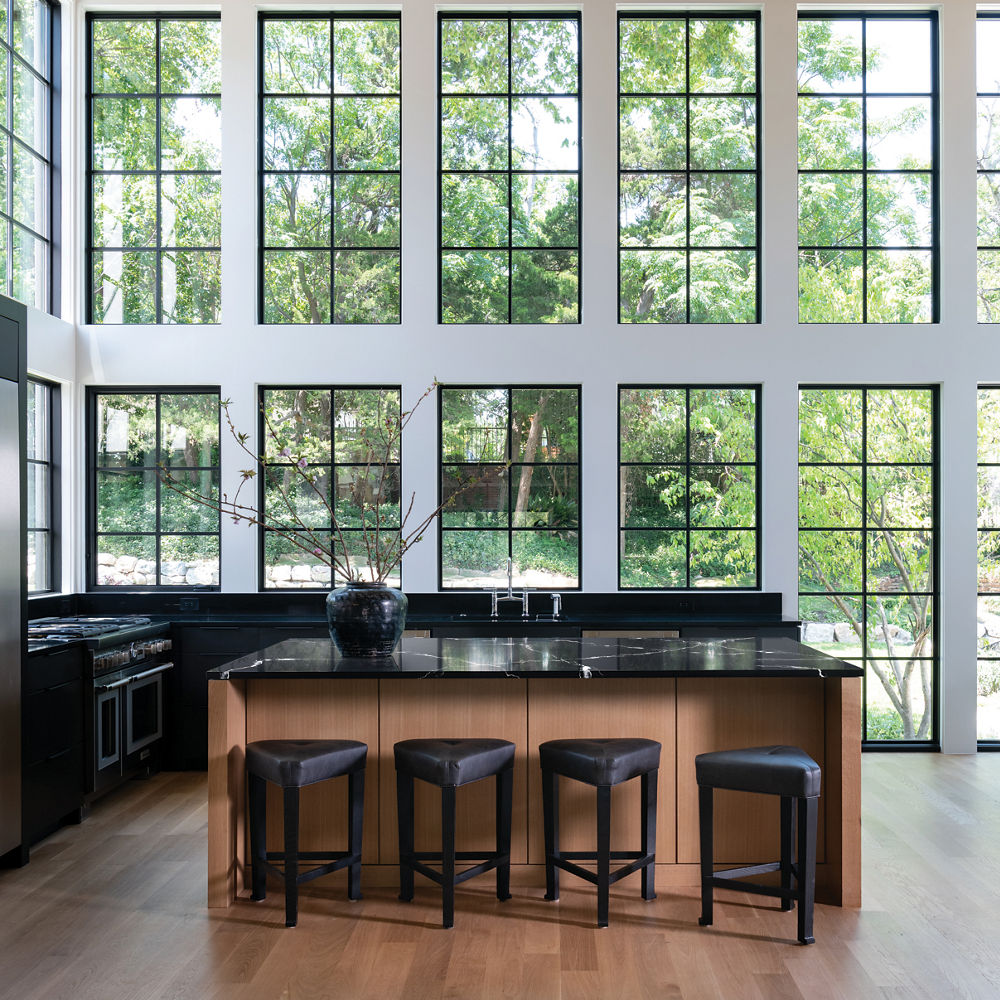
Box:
348 768 364 901
441 784 457 929
248 773 267 902
780 796 794 912
396 770 415 902
797 796 818 945
596 784 611 928
641 768 657 901
542 768 559 902
496 767 512 902
698 784 714 927
282 786 300 927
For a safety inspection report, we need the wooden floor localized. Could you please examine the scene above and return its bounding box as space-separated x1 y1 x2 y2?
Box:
1 755 999 1000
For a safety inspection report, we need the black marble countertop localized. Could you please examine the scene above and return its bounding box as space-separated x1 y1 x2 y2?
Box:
207 636 862 680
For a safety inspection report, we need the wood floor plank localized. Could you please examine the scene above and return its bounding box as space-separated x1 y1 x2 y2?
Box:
3 756 1000 999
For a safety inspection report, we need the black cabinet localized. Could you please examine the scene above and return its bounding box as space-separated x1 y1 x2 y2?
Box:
171 624 328 770
22 647 85 848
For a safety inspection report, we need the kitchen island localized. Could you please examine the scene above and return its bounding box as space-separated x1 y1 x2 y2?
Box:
207 636 862 909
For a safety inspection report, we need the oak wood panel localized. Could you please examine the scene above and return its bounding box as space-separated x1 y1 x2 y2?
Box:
526 678 677 865
245 679 380 861
378 679 529 865
581 629 680 637
675 677 826 866
207 677 245 908
820 675 862 906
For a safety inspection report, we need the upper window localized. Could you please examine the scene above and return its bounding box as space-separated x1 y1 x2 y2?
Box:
978 16 1000 322
977 387 1000 741
798 387 937 743
1 0 56 312
439 386 580 588
439 14 580 324
27 377 57 593
261 15 400 324
618 14 759 324
90 389 220 588
87 15 221 324
797 13 938 323
618 386 759 589
259 387 402 588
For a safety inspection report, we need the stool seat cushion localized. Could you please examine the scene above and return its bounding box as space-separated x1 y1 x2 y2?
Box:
246 739 367 788
695 745 821 798
394 738 515 787
539 738 661 786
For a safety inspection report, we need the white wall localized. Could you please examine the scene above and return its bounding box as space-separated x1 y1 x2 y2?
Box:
57 0 987 750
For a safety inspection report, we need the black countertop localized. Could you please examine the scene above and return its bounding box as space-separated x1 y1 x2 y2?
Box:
207 636 862 680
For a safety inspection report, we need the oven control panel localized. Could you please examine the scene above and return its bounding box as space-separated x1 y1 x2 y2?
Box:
93 638 173 673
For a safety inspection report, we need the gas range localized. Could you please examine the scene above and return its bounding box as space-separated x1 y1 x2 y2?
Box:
28 616 172 664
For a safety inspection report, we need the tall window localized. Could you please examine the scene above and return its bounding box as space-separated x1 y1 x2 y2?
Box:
618 14 759 324
978 16 1000 322
619 386 758 588
978 388 1000 742
90 390 220 588
27 377 56 593
439 14 580 324
798 387 937 743
88 15 221 324
440 386 580 588
797 13 937 323
260 387 401 588
1 0 55 312
261 15 400 324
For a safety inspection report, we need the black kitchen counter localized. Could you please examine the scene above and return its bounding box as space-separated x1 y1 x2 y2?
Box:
208 636 861 680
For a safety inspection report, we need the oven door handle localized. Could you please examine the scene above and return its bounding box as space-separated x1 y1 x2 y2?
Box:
128 661 175 684
96 676 132 692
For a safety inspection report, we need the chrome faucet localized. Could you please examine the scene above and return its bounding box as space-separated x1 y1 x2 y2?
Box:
550 593 562 619
489 558 530 618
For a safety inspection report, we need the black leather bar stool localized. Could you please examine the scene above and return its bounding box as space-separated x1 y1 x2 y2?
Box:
695 745 821 945
394 738 515 928
246 738 367 927
539 737 660 927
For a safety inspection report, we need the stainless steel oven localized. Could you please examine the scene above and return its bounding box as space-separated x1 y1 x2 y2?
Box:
90 639 173 798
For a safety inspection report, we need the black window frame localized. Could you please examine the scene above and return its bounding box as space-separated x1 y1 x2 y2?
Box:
617 383 762 591
86 11 222 325
257 384 403 591
437 11 582 325
438 383 582 590
797 384 939 748
1 0 60 314
258 11 402 325
796 10 940 324
977 13 1000 324
616 11 761 325
87 386 222 591
977 385 1000 748
26 375 59 594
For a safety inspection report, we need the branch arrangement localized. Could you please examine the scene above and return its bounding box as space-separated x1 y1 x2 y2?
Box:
160 381 494 585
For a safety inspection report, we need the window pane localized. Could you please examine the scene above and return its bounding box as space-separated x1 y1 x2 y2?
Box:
798 15 937 323
92 390 221 589
620 15 759 323
620 385 758 589
800 387 937 742
441 15 580 324
90 15 222 324
440 386 580 588
261 16 400 324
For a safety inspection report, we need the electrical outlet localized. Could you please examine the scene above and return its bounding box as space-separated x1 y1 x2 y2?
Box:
678 600 691 612
179 597 199 611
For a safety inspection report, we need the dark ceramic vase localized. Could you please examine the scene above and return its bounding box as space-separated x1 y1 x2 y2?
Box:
326 581 408 657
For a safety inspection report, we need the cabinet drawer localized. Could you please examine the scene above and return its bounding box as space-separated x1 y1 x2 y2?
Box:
23 679 83 765
24 647 83 694
23 747 84 845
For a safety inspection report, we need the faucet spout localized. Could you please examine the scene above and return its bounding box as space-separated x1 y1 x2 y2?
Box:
506 557 513 598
